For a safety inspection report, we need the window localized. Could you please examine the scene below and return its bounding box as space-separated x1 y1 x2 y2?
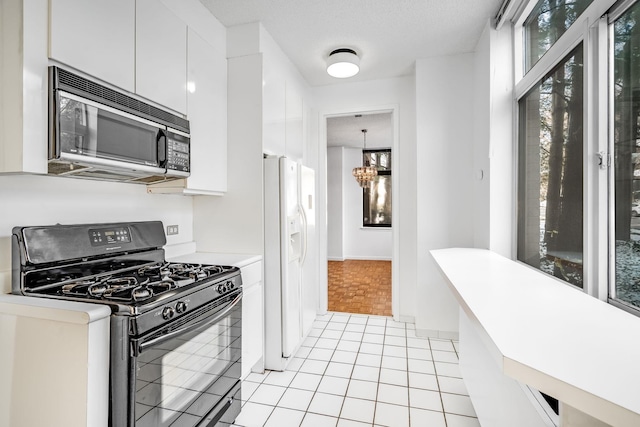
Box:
514 0 640 316
612 1 640 310
363 149 391 227
517 44 584 288
524 0 594 71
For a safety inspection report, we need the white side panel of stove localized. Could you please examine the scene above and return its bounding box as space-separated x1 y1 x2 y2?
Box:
0 295 110 427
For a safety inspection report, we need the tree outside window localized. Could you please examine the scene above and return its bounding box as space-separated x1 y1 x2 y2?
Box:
362 149 391 227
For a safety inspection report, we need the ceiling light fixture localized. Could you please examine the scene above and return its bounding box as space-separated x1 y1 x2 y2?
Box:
326 48 360 78
352 129 377 187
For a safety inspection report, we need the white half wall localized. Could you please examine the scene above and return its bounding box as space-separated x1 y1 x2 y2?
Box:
415 53 476 336
327 146 344 260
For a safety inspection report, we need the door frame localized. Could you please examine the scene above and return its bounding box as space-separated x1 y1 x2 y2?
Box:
318 104 400 320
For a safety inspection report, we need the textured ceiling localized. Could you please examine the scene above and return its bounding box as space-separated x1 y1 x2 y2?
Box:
200 0 502 86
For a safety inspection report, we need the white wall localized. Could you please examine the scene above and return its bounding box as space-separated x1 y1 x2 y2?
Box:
415 53 475 336
327 146 344 260
313 76 416 321
342 147 392 260
327 146 392 261
0 175 194 294
471 21 515 258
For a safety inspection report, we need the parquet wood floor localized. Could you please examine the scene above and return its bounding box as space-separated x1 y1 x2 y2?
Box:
327 260 392 316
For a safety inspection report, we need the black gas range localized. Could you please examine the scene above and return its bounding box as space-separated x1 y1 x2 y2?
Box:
12 221 243 427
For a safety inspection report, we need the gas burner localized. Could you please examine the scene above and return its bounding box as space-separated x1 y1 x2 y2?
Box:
102 283 153 302
147 279 178 293
105 276 140 288
138 263 170 278
61 277 112 297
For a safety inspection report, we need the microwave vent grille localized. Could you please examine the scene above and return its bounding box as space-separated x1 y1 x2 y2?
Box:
53 67 189 133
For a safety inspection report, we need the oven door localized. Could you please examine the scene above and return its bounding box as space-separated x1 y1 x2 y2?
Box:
130 290 242 427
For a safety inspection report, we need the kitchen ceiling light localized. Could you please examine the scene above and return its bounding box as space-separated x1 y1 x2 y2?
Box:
352 129 377 188
327 48 360 78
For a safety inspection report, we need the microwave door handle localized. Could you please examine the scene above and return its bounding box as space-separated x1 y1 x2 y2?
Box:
157 129 167 168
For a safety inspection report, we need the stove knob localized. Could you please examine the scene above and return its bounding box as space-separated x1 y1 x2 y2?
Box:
175 301 187 314
228 281 235 289
162 307 175 320
216 284 225 294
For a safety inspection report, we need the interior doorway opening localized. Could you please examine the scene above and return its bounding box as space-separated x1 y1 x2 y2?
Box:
326 112 393 317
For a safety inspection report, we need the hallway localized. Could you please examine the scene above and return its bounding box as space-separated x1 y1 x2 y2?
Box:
328 260 392 316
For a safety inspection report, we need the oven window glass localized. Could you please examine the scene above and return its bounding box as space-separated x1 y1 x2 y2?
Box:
58 94 159 166
134 302 241 427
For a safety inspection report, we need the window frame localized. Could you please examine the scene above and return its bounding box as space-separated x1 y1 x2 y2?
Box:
362 148 392 228
513 0 617 301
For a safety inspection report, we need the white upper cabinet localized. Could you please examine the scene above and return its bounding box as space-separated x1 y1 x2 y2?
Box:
147 28 227 195
49 0 135 92
185 29 227 193
135 0 187 114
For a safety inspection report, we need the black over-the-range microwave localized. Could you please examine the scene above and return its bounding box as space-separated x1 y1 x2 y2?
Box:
48 66 191 184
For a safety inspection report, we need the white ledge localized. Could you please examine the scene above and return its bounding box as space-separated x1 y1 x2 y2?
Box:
430 248 640 426
0 294 111 324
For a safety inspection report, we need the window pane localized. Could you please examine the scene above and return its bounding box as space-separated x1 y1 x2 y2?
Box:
364 175 392 226
613 2 640 309
363 149 392 227
524 0 593 72
517 44 584 288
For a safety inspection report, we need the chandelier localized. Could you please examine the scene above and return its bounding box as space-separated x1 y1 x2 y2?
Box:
352 129 377 188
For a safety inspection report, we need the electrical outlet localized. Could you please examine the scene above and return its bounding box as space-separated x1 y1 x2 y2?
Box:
166 225 179 235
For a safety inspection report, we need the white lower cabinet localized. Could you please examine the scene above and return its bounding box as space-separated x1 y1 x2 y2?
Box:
241 261 264 378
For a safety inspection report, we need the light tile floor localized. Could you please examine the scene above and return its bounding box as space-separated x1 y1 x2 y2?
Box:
232 312 481 427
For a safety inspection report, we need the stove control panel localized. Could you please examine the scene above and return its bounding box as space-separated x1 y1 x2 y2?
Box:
216 280 236 294
88 226 131 246
175 301 188 314
162 306 175 320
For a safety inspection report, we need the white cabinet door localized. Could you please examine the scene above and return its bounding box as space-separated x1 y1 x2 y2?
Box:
285 84 304 161
241 281 263 378
186 29 227 193
135 0 187 114
49 0 135 92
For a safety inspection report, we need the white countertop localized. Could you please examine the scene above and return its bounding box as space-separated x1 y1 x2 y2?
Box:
0 294 111 324
168 252 262 269
430 248 640 426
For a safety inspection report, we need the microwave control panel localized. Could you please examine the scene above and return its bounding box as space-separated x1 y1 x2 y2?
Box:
166 133 190 173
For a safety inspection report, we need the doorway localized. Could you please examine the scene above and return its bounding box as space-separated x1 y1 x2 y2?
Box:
326 112 393 316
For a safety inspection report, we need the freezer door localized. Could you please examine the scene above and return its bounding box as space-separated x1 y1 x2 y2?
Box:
280 157 302 358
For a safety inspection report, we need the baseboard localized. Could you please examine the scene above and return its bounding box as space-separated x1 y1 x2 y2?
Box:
415 328 460 340
343 256 393 261
398 315 415 324
328 257 345 261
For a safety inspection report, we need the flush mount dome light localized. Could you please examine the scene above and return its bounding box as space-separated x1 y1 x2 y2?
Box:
326 48 360 78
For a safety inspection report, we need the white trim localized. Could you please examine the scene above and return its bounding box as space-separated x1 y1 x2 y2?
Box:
340 256 393 261
514 0 614 94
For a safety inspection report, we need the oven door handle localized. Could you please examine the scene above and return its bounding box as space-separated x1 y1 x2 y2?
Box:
136 293 242 355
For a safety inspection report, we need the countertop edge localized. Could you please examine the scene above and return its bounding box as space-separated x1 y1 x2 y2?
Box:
0 294 111 324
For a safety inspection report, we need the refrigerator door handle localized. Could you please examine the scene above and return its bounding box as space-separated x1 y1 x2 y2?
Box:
298 203 308 265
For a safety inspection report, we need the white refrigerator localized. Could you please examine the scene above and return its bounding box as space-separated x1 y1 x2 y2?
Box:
264 156 317 371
